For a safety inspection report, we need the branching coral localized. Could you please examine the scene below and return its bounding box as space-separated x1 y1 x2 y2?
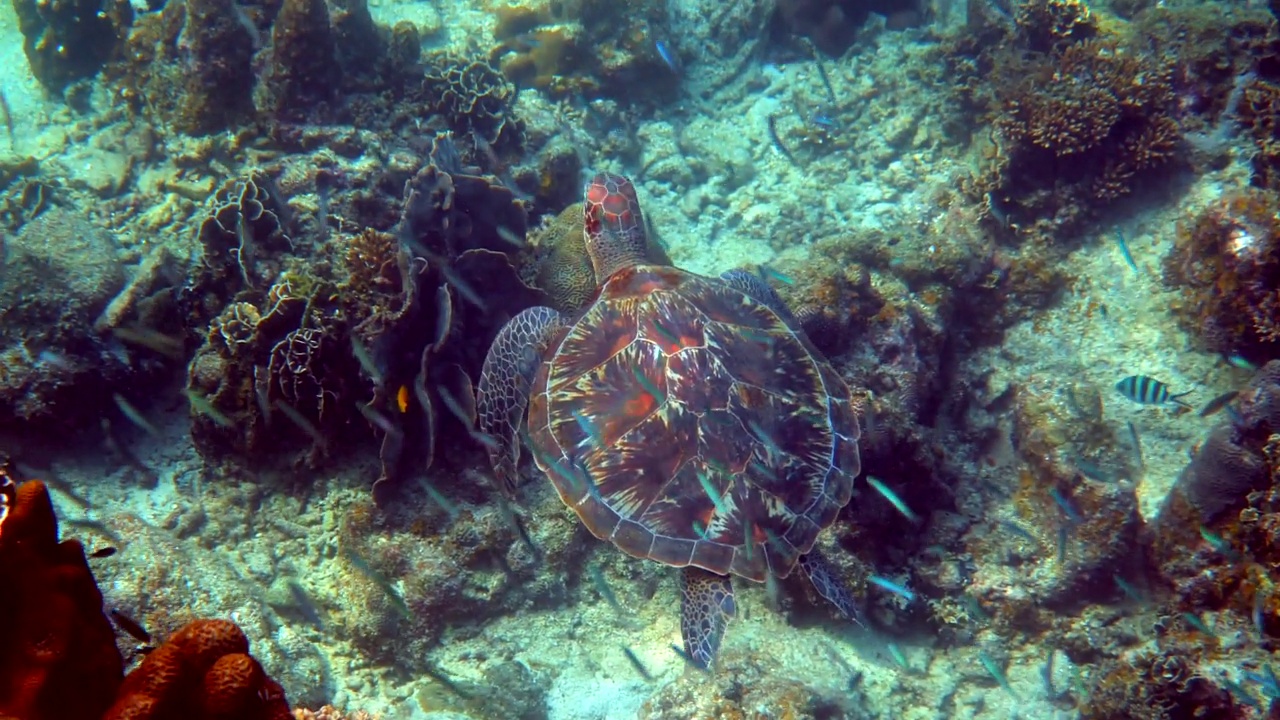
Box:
1163 190 1280 363
981 35 1181 233
1013 0 1096 52
1240 76 1280 191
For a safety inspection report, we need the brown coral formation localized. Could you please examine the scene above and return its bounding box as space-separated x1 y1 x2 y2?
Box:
487 0 678 102
1013 0 1096 52
1240 75 1280 191
1151 363 1280 625
1163 190 1280 362
12 0 133 93
108 0 257 135
259 0 340 120
195 170 295 296
980 34 1181 233
180 140 547 500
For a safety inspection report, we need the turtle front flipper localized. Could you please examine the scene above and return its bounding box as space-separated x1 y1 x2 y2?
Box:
476 306 569 496
680 567 736 669
799 549 866 628
719 269 800 326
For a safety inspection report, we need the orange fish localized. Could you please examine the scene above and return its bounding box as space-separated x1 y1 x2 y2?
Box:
396 385 410 414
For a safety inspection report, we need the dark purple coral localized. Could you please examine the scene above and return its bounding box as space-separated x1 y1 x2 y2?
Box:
1171 360 1280 521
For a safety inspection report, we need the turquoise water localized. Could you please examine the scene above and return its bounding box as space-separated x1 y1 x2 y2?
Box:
1 0 1279 718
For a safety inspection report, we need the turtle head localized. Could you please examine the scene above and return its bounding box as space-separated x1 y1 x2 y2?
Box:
583 172 649 284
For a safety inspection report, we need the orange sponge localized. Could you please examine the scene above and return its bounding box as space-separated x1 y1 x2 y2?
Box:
0 478 124 720
104 618 290 720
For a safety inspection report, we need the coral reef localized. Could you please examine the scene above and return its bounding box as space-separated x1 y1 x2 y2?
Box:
1081 648 1236 720
0 476 123 720
110 0 424 135
1013 0 1096 53
1163 190 1280 364
180 140 545 498
1173 425 1268 522
194 170 295 296
117 0 259 135
1152 362 1280 619
1240 75 1280 191
416 54 525 158
11 0 132 93
0 207 148 433
258 0 341 121
488 0 679 103
977 34 1181 235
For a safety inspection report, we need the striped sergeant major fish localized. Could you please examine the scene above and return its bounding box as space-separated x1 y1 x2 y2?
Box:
1115 375 1193 408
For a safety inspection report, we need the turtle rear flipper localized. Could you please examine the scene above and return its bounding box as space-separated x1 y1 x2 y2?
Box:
680 567 736 669
799 549 866 627
477 306 569 496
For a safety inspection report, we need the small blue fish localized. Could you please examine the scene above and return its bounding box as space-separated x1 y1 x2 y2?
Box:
998 519 1037 544
622 646 654 681
1198 525 1242 562
1048 487 1082 524
811 112 838 129
1113 574 1146 604
1224 354 1257 371
868 574 915 603
1113 229 1139 274
886 642 910 671
1224 678 1262 708
866 476 920 524
978 651 1019 699
1115 375 1193 408
1199 390 1239 418
1242 667 1280 699
1182 612 1216 638
757 264 795 285
655 40 682 75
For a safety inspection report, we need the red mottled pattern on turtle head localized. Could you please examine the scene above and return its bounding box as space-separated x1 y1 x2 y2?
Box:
583 173 650 284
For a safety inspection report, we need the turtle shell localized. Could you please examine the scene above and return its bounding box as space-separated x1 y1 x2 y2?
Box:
526 265 860 582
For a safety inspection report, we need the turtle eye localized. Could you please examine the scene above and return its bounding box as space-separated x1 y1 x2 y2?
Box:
584 204 602 239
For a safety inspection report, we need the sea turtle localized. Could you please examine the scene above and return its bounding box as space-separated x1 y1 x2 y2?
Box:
476 173 862 668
